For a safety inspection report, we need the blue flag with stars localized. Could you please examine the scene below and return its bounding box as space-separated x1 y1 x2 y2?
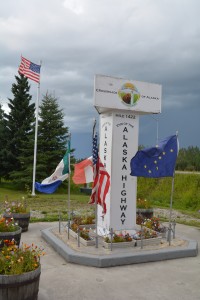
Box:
130 135 178 178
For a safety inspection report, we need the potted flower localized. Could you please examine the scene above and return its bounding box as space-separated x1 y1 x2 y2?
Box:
71 223 92 241
71 215 95 229
133 227 158 240
104 233 132 243
4 197 30 232
0 217 22 249
143 217 167 238
79 228 91 241
136 198 153 222
0 241 45 300
69 222 95 246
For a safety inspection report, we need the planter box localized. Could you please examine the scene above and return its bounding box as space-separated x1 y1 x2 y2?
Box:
67 228 95 246
0 227 22 249
79 224 95 230
79 236 95 246
0 265 41 300
4 212 30 232
134 236 162 247
157 230 167 239
103 240 137 249
103 236 162 249
67 227 78 239
136 209 154 221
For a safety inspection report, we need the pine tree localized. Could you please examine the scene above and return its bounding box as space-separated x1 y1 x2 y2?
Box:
36 92 70 182
0 104 7 180
4 73 35 184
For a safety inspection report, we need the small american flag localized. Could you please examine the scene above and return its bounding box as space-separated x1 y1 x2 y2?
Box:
18 56 41 83
89 133 110 214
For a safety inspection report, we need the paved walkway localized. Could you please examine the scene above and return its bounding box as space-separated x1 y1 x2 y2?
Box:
21 222 200 300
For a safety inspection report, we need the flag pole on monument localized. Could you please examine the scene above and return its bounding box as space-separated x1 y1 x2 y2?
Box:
130 133 179 245
168 131 179 245
92 119 99 248
18 56 41 196
67 132 71 236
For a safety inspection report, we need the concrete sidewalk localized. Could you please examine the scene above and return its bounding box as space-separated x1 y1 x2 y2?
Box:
21 222 200 300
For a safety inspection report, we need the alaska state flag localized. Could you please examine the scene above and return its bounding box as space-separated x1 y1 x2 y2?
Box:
35 143 70 193
130 135 178 178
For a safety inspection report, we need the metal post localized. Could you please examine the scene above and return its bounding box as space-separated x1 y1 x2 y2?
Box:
110 228 113 251
67 134 71 240
59 211 61 233
172 221 176 239
168 174 175 246
168 132 178 245
95 204 98 248
141 224 143 249
167 223 172 245
32 82 40 196
77 227 80 247
67 219 70 239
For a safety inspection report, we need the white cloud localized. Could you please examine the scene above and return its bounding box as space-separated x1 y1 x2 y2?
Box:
62 0 85 15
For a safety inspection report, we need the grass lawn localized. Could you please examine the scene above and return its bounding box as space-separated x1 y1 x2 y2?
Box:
1 173 200 225
0 183 94 222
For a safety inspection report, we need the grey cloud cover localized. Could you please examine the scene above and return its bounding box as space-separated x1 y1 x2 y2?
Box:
0 0 200 158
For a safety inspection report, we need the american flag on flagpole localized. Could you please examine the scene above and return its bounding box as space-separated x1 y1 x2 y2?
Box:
89 133 110 214
18 56 41 83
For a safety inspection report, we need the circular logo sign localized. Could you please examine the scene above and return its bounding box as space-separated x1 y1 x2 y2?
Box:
118 83 140 107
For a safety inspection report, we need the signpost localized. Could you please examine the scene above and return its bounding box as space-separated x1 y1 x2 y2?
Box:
94 75 162 234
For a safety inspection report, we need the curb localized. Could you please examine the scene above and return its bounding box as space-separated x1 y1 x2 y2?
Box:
41 227 198 268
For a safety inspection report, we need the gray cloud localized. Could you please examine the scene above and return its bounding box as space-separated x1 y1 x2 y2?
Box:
1 0 200 158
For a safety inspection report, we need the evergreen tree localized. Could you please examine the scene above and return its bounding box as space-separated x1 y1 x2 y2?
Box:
36 93 70 182
0 104 7 180
4 74 35 184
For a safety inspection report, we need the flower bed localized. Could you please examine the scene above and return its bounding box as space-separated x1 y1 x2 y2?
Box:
102 236 162 249
137 217 167 238
66 215 96 246
103 228 163 249
66 227 95 246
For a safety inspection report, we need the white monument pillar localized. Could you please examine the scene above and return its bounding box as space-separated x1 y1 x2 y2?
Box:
94 75 161 234
97 111 139 232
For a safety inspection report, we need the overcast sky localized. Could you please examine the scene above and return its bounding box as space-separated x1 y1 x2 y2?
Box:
1 0 200 159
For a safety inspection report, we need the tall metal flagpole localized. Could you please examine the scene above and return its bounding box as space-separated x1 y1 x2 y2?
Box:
92 119 98 248
168 173 175 245
168 131 178 245
67 132 71 236
31 80 40 196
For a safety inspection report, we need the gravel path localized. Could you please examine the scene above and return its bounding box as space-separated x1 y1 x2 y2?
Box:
30 208 200 225
154 208 200 224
